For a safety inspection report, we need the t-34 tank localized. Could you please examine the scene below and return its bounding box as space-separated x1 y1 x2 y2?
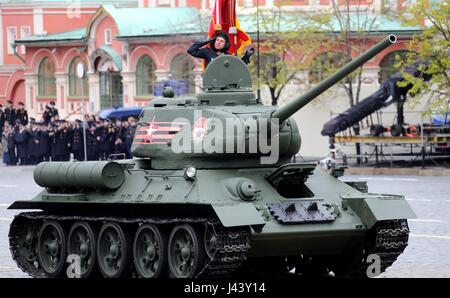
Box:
8 34 415 278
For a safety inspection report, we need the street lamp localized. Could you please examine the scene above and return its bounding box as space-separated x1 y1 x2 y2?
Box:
76 61 88 161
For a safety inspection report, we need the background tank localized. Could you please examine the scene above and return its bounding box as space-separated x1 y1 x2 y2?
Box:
8 34 415 278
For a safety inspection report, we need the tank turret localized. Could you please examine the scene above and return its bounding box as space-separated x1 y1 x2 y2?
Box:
131 35 396 169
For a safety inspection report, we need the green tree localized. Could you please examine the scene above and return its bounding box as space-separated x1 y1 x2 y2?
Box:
248 4 330 106
399 0 450 113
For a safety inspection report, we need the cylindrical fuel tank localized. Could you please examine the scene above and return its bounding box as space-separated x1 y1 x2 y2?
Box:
34 161 125 190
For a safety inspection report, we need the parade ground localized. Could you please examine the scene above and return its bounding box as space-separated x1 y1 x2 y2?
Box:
0 165 449 278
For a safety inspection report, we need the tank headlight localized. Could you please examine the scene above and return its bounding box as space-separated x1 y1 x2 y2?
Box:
184 166 197 180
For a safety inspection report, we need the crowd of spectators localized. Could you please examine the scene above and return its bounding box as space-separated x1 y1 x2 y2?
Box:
0 100 137 165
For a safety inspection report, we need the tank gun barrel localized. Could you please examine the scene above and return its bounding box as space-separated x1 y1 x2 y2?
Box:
271 34 397 123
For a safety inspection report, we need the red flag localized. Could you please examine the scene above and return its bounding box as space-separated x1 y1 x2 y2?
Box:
208 0 251 56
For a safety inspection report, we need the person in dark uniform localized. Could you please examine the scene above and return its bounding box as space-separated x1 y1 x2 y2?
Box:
86 123 100 161
99 118 114 160
56 120 70 161
43 105 52 125
5 125 16 165
49 122 58 161
38 122 50 162
49 101 59 119
0 104 5 143
70 119 85 161
4 100 16 126
28 119 40 165
187 30 254 68
125 117 137 158
13 121 28 165
16 102 28 125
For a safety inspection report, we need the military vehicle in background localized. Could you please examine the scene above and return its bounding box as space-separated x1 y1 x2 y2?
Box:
8 34 415 278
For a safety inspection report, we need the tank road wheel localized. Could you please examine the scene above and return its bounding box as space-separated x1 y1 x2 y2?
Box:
97 222 131 278
67 222 97 278
168 224 206 278
133 224 168 278
9 216 44 277
38 221 68 277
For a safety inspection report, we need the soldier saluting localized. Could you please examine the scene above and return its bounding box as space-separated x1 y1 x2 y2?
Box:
187 31 254 68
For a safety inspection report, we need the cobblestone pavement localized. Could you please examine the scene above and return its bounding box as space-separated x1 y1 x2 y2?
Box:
0 166 449 278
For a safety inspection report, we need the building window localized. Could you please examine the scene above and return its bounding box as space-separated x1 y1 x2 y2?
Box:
105 29 112 45
136 55 156 96
20 27 31 55
170 53 195 94
38 58 56 97
69 57 89 97
379 50 412 83
7 27 17 55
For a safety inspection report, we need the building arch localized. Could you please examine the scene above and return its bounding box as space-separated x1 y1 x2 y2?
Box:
130 46 161 69
3 70 25 102
162 44 195 68
29 49 58 73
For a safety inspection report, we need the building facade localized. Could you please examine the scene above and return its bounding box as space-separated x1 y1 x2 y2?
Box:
1 0 415 120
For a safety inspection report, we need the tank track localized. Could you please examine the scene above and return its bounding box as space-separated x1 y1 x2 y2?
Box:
343 219 410 277
9 212 251 278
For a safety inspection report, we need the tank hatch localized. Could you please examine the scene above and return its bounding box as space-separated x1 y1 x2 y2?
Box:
199 55 256 106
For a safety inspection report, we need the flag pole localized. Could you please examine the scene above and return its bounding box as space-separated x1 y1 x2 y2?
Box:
256 0 261 103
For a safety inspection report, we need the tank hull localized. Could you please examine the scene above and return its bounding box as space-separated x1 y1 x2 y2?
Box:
8 160 414 277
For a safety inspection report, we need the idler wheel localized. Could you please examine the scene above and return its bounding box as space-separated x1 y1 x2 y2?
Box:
133 224 168 278
168 224 206 278
204 223 218 260
38 220 68 277
67 221 97 278
97 222 131 278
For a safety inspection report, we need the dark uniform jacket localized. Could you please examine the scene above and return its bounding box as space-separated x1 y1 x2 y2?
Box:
99 126 115 153
70 127 84 152
49 129 58 160
0 110 4 140
16 109 29 125
38 130 49 159
43 110 52 125
4 107 15 125
86 130 99 160
6 131 15 150
0 110 4 128
56 128 70 160
13 128 28 158
28 129 40 158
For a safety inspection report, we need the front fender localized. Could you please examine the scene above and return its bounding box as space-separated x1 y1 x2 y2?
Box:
211 203 265 231
341 194 417 229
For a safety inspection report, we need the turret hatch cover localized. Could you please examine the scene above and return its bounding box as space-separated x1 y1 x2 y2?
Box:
203 56 252 90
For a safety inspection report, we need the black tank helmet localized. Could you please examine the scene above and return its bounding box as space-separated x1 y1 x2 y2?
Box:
210 30 231 53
